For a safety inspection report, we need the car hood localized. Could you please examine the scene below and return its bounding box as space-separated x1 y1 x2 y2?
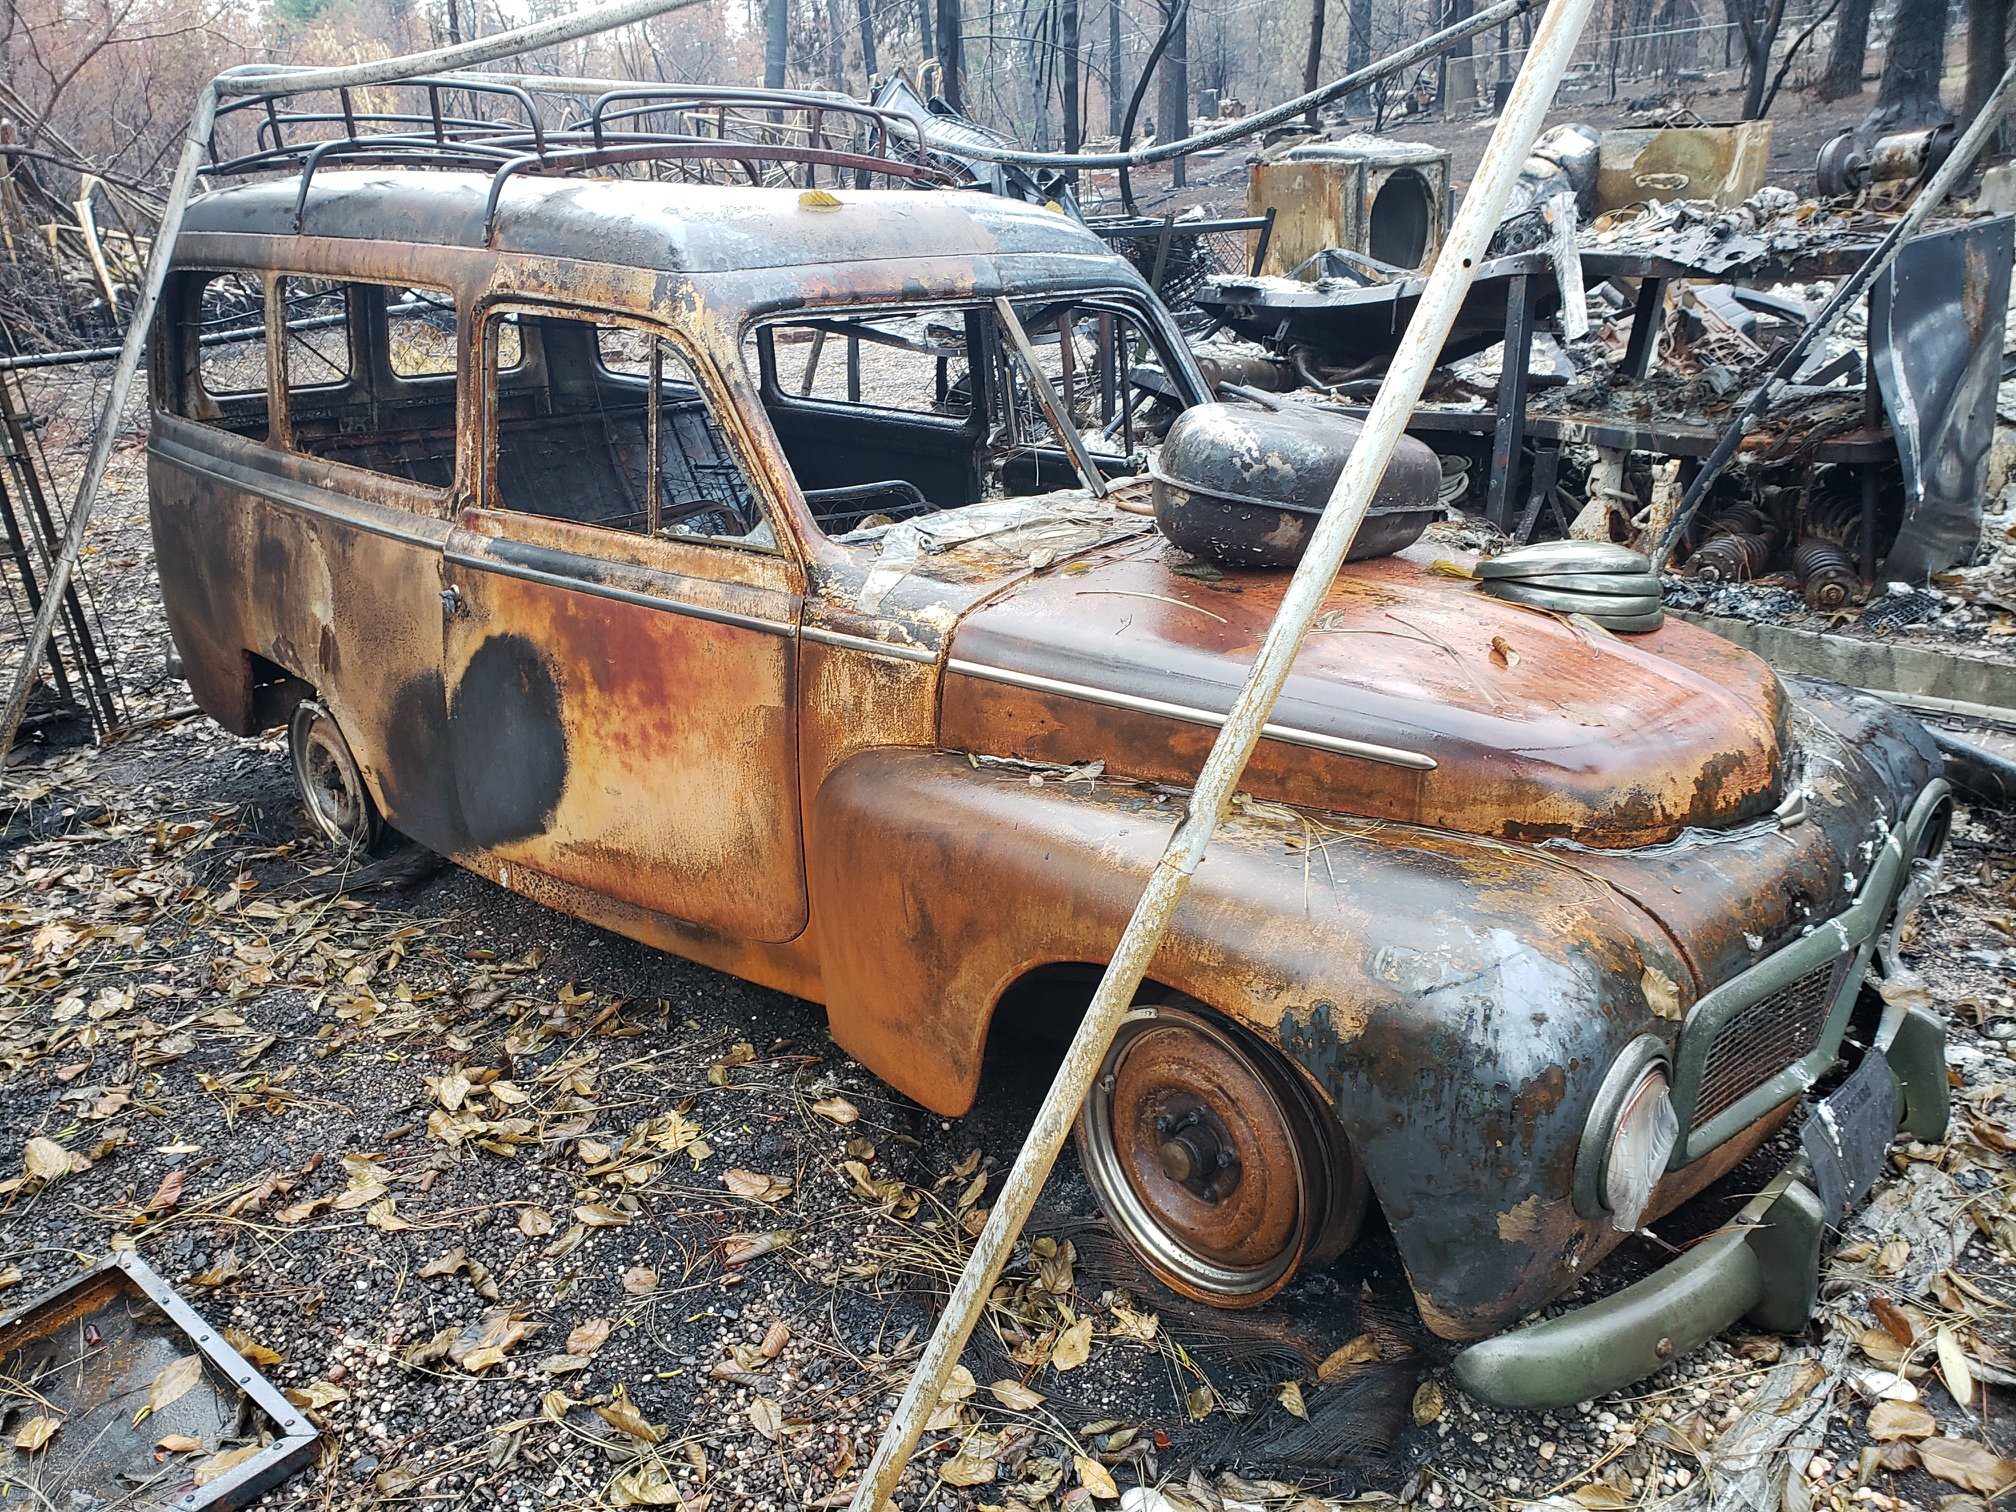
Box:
938 537 1790 847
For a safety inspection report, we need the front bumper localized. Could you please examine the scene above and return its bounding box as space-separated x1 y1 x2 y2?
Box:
1453 982 1949 1410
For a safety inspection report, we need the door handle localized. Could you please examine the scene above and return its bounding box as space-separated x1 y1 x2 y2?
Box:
441 585 467 618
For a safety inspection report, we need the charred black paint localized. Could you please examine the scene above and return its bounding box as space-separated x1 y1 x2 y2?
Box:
451 633 567 847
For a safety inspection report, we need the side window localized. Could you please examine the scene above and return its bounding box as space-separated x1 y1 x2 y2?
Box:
172 270 270 442
283 281 458 489
750 316 972 420
486 309 768 547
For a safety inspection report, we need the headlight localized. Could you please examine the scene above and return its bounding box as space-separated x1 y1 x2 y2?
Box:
1573 1039 1679 1233
1603 1066 1678 1232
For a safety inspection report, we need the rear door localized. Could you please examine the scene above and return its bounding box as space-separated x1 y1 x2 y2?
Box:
442 303 807 943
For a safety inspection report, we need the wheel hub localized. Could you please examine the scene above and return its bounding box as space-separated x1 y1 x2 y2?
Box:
1077 1004 1336 1306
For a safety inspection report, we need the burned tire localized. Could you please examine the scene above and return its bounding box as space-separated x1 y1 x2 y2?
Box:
288 699 384 856
1076 1000 1367 1307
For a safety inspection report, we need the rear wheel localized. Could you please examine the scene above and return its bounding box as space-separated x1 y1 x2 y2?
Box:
1075 1000 1366 1307
288 699 384 856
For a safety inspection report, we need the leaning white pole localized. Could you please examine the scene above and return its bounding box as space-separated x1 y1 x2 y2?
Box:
845 0 1603 1502
0 0 708 756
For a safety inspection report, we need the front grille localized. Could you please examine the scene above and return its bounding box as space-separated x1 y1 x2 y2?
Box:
1692 959 1844 1125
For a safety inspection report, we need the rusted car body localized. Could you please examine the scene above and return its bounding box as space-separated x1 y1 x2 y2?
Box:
150 166 1952 1409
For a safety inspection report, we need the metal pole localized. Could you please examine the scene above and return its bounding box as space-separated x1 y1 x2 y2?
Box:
0 85 215 757
1651 55 2016 571
844 0 1605 1496
0 0 708 755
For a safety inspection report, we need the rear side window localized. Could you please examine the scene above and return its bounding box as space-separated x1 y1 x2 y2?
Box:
282 281 458 489
486 308 768 547
169 270 270 442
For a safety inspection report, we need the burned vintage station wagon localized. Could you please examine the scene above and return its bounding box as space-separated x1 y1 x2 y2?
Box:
151 86 1954 1409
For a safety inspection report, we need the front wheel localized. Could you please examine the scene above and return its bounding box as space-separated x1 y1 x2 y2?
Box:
1075 1000 1367 1307
288 699 385 856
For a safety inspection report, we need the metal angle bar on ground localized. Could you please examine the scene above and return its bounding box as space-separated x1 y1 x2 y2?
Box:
842 0 1605 1499
1650 57 2016 571
0 0 707 755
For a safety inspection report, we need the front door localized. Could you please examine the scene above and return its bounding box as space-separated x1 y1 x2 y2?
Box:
441 304 807 943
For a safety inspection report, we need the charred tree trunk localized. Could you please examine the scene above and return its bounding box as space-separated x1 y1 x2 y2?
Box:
1965 0 2009 125
1867 0 1955 128
1739 0 1787 118
765 0 789 87
1156 0 1190 185
1109 0 1125 133
937 0 965 109
824 0 848 90
1303 0 1327 129
1062 0 1083 153
916 0 934 63
1819 0 1872 98
1347 0 1372 112
857 0 879 81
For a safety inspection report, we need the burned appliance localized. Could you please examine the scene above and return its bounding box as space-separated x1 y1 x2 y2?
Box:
1149 400 1443 568
1247 136 1452 274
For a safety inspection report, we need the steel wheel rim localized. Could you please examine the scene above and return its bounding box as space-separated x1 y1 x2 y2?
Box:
292 704 375 853
1077 1005 1321 1305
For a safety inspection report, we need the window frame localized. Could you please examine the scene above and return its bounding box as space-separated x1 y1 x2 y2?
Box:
474 297 786 557
164 267 277 444
268 275 462 501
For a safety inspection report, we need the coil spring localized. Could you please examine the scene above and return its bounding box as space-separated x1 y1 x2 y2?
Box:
1793 490 1867 610
1687 504 1777 583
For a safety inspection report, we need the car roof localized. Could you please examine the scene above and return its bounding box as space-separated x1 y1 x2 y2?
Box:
180 170 1118 276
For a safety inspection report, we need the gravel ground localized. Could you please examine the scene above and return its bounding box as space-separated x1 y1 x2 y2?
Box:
2 389 2015 1512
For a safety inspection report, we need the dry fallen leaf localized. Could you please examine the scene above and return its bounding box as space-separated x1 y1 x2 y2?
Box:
149 1354 204 1415
1049 1316 1094 1372
1075 1454 1119 1499
13 1415 59 1452
23 1137 75 1184
724 1168 794 1203
1867 1399 1938 1441
517 1208 554 1237
1917 1437 2016 1495
1489 634 1519 669
621 1266 659 1294
1411 1377 1445 1425
1277 1380 1308 1419
1572 1485 1634 1511
156 1434 204 1454
1316 1333 1382 1381
596 1392 662 1445
1937 1326 1976 1408
989 1379 1045 1411
566 1318 612 1356
811 1096 859 1124
1641 967 1682 1021
749 1396 782 1440
193 1443 264 1486
146 1169 186 1214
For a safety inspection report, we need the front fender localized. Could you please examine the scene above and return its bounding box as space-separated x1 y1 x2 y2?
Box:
807 749 1675 1339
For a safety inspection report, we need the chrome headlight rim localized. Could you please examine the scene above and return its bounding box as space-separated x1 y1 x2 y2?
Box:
1572 1035 1673 1223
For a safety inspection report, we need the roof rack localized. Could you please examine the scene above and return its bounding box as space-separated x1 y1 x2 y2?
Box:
203 76 956 235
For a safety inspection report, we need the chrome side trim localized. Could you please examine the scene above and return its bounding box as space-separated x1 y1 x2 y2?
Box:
946 658 1438 771
801 625 938 664
444 548 795 638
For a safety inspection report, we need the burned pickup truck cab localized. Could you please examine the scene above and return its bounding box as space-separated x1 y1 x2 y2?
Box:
150 105 1952 1409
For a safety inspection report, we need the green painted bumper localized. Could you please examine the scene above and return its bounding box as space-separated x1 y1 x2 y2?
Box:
1453 998 1948 1411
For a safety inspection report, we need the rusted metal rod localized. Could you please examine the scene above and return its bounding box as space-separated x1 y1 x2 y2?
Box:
0 0 709 756
844 0 1604 1499
1651 55 2016 573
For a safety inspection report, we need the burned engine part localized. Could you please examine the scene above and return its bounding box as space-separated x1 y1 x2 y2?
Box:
1792 535 1860 609
0 1252 318 1510
1196 351 1300 393
1816 125 1957 199
1476 540 1666 631
1686 504 1779 583
1792 490 1869 610
1149 401 1442 569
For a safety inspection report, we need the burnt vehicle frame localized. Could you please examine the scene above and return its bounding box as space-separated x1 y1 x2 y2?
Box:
147 77 1954 1412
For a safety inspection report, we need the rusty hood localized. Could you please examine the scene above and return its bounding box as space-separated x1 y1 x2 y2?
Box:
938 537 1790 847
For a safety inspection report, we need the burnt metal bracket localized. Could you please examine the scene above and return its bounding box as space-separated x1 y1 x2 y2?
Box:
0 1250 319 1511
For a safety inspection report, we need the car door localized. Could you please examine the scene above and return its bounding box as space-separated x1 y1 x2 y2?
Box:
441 302 807 943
